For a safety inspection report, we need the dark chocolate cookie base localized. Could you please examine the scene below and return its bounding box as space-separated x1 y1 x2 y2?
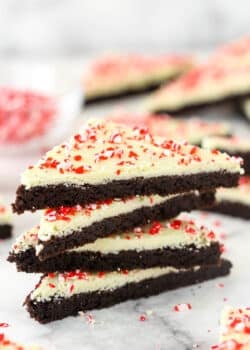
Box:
25 259 232 324
8 242 220 273
209 200 250 220
13 171 239 214
32 191 215 261
152 92 250 116
0 225 12 239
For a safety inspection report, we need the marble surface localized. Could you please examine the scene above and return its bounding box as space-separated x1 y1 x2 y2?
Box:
0 60 249 350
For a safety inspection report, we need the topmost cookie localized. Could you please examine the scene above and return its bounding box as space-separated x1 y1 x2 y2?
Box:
13 119 243 213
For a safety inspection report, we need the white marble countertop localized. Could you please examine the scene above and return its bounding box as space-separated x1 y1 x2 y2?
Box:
0 60 249 350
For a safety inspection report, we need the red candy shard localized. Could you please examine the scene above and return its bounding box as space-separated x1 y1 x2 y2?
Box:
173 303 192 312
149 221 162 235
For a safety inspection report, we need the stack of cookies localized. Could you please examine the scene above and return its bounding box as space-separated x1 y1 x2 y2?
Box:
9 119 243 323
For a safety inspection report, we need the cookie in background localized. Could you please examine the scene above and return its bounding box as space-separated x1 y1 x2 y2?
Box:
145 64 250 115
202 136 250 219
106 111 232 146
82 53 195 104
202 136 250 174
211 306 250 349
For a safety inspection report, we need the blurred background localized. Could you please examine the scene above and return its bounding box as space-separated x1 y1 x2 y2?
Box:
0 0 249 58
0 1 249 190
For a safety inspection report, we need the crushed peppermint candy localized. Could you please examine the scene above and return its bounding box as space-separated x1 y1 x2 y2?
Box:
210 340 244 350
173 303 192 312
149 221 162 235
0 323 9 328
139 314 147 322
44 199 115 222
0 87 57 144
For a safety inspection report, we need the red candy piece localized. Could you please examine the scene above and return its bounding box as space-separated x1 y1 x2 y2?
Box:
169 219 182 230
0 323 9 328
173 303 192 312
149 221 162 235
139 315 147 322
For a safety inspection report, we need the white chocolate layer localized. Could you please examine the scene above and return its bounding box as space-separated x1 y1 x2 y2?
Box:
0 197 12 225
30 265 199 302
12 218 214 255
20 119 242 189
203 137 250 153
38 193 178 243
146 66 250 112
220 306 250 347
83 54 194 98
216 177 250 205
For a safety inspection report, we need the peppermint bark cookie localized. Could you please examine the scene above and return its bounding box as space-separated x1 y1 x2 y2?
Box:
83 54 194 103
9 218 221 273
25 259 231 324
211 306 250 350
12 190 215 261
13 119 242 213
145 65 250 115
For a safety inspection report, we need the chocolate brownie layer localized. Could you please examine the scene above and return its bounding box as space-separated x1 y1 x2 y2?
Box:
209 201 250 220
13 171 238 214
152 92 250 116
25 259 232 324
0 224 12 239
8 241 220 273
36 191 216 260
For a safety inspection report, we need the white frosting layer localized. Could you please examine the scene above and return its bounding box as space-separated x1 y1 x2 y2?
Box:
83 54 194 98
203 137 250 153
216 177 250 205
13 218 214 255
30 265 199 302
146 66 250 112
220 306 250 346
0 197 12 225
20 119 242 189
37 193 178 243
